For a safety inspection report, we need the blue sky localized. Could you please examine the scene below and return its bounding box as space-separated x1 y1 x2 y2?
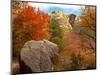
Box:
29 2 83 16
43 6 82 16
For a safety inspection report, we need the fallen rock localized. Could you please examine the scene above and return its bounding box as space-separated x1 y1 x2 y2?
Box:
20 39 59 73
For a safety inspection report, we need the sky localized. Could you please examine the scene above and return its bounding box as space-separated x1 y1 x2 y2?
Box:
42 6 82 16
28 2 84 16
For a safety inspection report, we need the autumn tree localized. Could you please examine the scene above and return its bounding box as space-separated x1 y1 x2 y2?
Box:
12 1 29 58
73 6 96 52
12 1 28 74
80 6 96 51
12 1 49 58
71 6 96 69
18 5 49 40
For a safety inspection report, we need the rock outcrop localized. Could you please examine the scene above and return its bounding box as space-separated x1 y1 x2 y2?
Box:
20 39 59 73
50 11 76 35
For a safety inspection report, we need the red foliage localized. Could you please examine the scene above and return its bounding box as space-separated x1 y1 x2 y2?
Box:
64 32 82 49
18 5 49 41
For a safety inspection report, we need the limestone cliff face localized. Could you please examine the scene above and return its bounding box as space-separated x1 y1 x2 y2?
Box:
50 11 73 35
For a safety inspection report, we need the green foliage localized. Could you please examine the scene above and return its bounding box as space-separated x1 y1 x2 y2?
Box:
49 18 63 38
49 18 65 50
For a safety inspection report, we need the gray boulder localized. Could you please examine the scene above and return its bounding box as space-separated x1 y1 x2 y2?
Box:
20 39 59 73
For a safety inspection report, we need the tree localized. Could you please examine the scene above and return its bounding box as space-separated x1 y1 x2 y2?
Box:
73 6 96 52
18 5 49 40
80 6 96 51
49 18 65 50
12 2 49 58
12 1 30 58
71 6 96 68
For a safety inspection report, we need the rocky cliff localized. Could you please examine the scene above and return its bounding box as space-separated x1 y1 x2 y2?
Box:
50 11 76 35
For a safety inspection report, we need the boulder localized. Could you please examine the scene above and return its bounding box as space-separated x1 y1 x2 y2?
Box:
20 39 59 73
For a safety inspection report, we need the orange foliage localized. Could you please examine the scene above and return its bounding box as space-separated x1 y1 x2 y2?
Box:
59 32 95 68
18 5 49 41
80 6 96 30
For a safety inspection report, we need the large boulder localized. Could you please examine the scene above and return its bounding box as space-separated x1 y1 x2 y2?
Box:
20 39 59 73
